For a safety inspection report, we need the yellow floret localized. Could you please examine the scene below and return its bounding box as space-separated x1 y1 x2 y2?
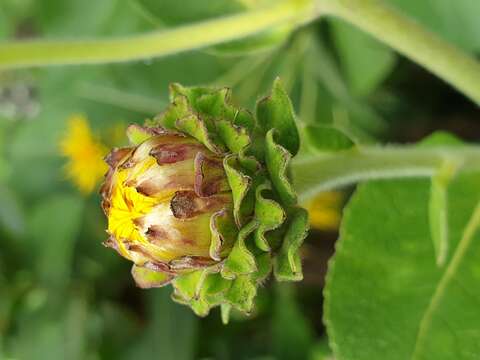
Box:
59 114 108 194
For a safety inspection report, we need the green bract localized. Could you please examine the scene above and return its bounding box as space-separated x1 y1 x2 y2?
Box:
101 79 308 321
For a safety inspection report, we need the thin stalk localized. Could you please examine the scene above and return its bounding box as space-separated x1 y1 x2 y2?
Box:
318 0 480 105
291 146 480 202
0 0 313 69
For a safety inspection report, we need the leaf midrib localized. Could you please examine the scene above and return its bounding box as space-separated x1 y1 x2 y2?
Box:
411 200 480 359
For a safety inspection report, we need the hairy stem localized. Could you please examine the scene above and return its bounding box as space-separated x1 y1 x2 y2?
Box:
1 0 479 104
0 0 312 69
317 0 480 105
292 146 480 202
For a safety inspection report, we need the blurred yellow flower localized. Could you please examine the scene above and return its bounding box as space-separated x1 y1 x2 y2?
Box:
306 191 344 231
59 114 108 194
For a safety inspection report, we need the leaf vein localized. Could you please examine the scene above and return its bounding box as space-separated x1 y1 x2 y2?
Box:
411 200 480 359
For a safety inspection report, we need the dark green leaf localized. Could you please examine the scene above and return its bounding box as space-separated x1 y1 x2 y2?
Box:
272 284 314 360
28 194 84 289
0 185 25 237
125 289 197 360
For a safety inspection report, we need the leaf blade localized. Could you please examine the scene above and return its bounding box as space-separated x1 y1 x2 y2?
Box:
325 174 480 359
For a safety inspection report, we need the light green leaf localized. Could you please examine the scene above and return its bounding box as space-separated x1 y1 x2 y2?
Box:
131 264 173 288
257 78 300 156
330 18 397 96
325 174 480 359
222 220 258 278
274 207 309 281
224 154 253 226
387 0 480 52
304 124 355 152
265 129 296 207
420 132 463 266
253 182 285 251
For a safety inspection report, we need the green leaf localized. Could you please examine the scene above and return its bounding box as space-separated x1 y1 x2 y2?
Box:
176 114 224 154
28 194 84 289
325 174 480 359
222 220 258 278
257 78 300 156
274 207 309 281
272 284 314 360
134 0 243 26
34 0 118 36
209 25 292 56
126 124 153 145
304 124 355 152
420 132 463 266
225 274 256 313
265 129 296 207
126 288 197 360
330 18 396 96
223 154 253 226
0 184 25 237
309 338 333 360
387 0 480 52
131 265 173 288
253 182 285 251
0 6 11 40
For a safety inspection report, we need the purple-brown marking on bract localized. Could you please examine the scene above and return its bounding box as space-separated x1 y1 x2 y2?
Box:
134 182 159 197
170 191 230 220
169 256 216 270
181 238 195 246
143 260 175 274
171 191 197 219
194 152 226 197
150 143 202 165
145 225 170 242
101 148 133 213
104 147 132 168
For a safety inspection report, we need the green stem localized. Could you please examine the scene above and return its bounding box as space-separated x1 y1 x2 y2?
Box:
291 146 480 202
318 0 480 105
0 0 312 69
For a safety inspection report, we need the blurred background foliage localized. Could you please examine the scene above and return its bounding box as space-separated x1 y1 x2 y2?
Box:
0 0 478 359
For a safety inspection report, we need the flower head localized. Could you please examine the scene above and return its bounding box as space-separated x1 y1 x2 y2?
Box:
60 114 108 193
307 191 344 231
101 128 233 280
100 80 309 320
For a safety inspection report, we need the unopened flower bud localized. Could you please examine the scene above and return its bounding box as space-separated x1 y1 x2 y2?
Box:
102 130 233 281
100 80 309 320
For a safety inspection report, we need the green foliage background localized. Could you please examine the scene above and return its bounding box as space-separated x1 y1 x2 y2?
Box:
0 0 479 359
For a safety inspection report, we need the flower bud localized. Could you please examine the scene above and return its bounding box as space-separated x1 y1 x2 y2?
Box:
101 129 233 282
100 80 309 320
